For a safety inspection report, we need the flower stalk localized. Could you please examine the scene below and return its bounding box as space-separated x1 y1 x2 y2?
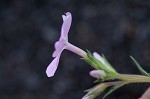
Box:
116 74 150 83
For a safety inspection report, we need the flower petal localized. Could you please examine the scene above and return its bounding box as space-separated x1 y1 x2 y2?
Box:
52 41 64 57
140 87 150 99
61 12 72 39
46 54 61 77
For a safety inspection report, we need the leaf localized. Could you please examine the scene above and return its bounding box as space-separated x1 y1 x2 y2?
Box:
103 83 126 99
94 79 103 83
101 54 117 74
82 57 100 70
85 50 118 75
84 50 106 70
130 56 150 77
83 83 109 99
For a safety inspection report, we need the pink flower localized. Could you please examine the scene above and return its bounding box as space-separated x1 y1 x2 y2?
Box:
46 12 87 77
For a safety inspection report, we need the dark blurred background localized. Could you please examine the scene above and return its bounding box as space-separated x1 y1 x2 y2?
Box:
0 0 150 99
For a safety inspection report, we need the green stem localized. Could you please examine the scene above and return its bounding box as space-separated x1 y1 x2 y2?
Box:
117 74 150 83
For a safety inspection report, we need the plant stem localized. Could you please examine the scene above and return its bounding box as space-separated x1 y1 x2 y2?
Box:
117 74 150 83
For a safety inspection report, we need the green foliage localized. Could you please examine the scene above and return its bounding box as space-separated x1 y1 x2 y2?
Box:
84 83 109 99
103 83 126 99
83 50 118 75
101 54 117 74
83 54 150 99
85 50 105 70
130 56 150 77
94 79 104 83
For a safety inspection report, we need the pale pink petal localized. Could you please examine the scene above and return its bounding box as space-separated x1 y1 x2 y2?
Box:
93 52 105 64
89 70 106 79
52 12 71 57
46 54 61 77
61 12 72 39
52 41 64 57
140 87 150 99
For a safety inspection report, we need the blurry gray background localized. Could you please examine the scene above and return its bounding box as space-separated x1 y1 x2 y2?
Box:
0 0 150 99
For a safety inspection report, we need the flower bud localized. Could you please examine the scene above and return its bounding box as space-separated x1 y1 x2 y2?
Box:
89 70 106 79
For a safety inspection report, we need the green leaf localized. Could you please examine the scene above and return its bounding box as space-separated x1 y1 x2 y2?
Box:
84 51 106 70
84 83 109 99
130 56 150 77
85 50 118 75
103 83 126 99
82 58 99 70
94 79 103 83
101 54 117 74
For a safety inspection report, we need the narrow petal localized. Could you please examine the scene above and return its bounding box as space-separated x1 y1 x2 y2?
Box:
52 41 64 57
61 12 72 39
46 54 61 77
93 52 105 64
52 12 71 58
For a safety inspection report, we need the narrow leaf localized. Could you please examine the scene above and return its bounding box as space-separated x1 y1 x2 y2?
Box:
82 58 99 70
101 54 117 74
94 79 103 83
83 83 109 99
130 56 150 77
103 83 126 99
85 51 105 70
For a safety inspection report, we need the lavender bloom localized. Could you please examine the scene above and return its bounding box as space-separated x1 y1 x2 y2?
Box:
89 70 106 79
46 12 87 77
